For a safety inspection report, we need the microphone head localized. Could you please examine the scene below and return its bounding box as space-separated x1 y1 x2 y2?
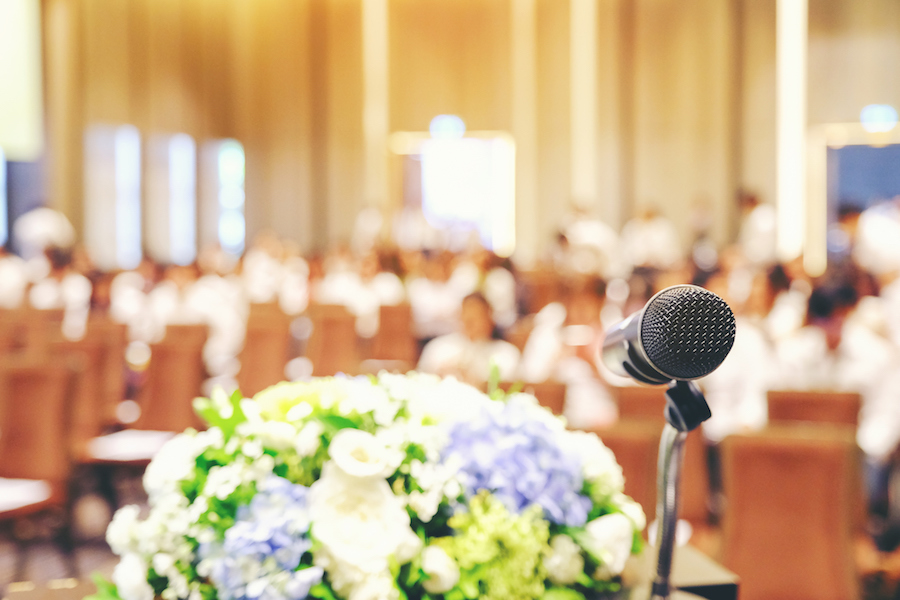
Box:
640 285 736 380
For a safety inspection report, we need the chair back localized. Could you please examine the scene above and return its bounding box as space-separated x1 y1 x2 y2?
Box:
307 304 359 376
90 315 128 422
616 385 668 421
591 420 660 519
136 324 208 432
519 270 563 315
613 385 711 523
767 390 861 428
0 312 24 355
0 356 78 486
49 336 106 456
238 303 292 397
372 303 417 363
720 426 862 600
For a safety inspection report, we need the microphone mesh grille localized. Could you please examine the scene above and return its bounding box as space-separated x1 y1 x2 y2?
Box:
640 285 736 380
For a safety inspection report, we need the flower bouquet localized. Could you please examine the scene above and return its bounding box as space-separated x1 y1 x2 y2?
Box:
99 373 647 600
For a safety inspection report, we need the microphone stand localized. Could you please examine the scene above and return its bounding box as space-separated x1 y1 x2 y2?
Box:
649 380 711 600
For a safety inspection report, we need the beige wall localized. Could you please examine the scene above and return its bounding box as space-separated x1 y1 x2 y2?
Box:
39 0 900 258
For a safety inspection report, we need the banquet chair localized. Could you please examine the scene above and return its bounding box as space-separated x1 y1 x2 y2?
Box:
613 386 712 526
720 425 869 600
590 420 660 520
238 303 293 397
372 303 417 364
519 270 563 315
20 309 65 354
767 390 861 428
307 304 359 376
0 356 80 581
45 321 184 515
135 324 208 432
0 316 23 355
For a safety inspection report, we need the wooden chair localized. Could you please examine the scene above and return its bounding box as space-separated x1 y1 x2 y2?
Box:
767 390 861 428
720 425 866 600
519 270 563 315
613 385 712 525
135 324 208 432
88 315 128 424
46 316 129 454
0 356 80 580
20 308 65 354
306 304 359 376
238 303 293 397
371 303 418 364
0 315 24 355
590 420 661 520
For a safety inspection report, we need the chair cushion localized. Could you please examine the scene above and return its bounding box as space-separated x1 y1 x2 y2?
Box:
0 478 52 513
87 429 175 461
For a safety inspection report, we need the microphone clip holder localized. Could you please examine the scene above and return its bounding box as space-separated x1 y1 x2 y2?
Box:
650 380 711 600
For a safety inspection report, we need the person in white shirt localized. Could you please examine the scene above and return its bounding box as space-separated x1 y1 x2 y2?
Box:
854 197 900 277
700 270 773 444
519 277 618 428
561 210 623 278
407 251 467 344
418 292 520 385
619 206 683 272
316 251 405 339
737 193 778 267
28 246 92 339
774 282 900 507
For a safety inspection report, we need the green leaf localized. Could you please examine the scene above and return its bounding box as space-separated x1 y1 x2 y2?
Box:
541 588 586 600
487 362 501 395
320 415 359 431
193 388 247 437
309 582 338 600
83 574 122 600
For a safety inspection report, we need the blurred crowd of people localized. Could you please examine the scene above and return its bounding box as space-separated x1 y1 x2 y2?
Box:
4 196 900 491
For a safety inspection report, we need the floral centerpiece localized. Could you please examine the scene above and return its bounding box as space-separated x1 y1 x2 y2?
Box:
99 373 647 600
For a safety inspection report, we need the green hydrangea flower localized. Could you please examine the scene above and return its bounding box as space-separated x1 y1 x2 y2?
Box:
440 491 550 600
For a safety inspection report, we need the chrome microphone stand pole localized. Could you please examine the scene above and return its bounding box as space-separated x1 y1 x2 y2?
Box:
649 380 711 600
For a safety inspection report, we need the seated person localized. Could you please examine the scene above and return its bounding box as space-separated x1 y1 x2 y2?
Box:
417 292 520 385
519 277 618 429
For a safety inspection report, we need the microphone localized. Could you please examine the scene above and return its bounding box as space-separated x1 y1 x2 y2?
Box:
602 284 736 385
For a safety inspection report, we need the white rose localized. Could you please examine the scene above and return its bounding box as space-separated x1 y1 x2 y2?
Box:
613 493 647 531
544 535 584 585
421 546 460 593
143 434 201 499
407 489 442 523
295 421 324 456
237 420 297 452
328 429 397 479
561 430 625 495
582 513 635 577
113 554 154 600
309 463 420 596
106 504 141 555
347 572 399 600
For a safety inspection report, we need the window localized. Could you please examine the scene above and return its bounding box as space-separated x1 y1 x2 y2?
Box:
84 124 141 270
0 148 7 247
146 133 197 265
201 139 245 256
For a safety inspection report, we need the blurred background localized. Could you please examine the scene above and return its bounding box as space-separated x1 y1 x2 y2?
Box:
3 0 900 599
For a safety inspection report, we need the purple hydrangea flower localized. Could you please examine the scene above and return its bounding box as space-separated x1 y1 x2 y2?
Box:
200 476 323 600
443 400 592 526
